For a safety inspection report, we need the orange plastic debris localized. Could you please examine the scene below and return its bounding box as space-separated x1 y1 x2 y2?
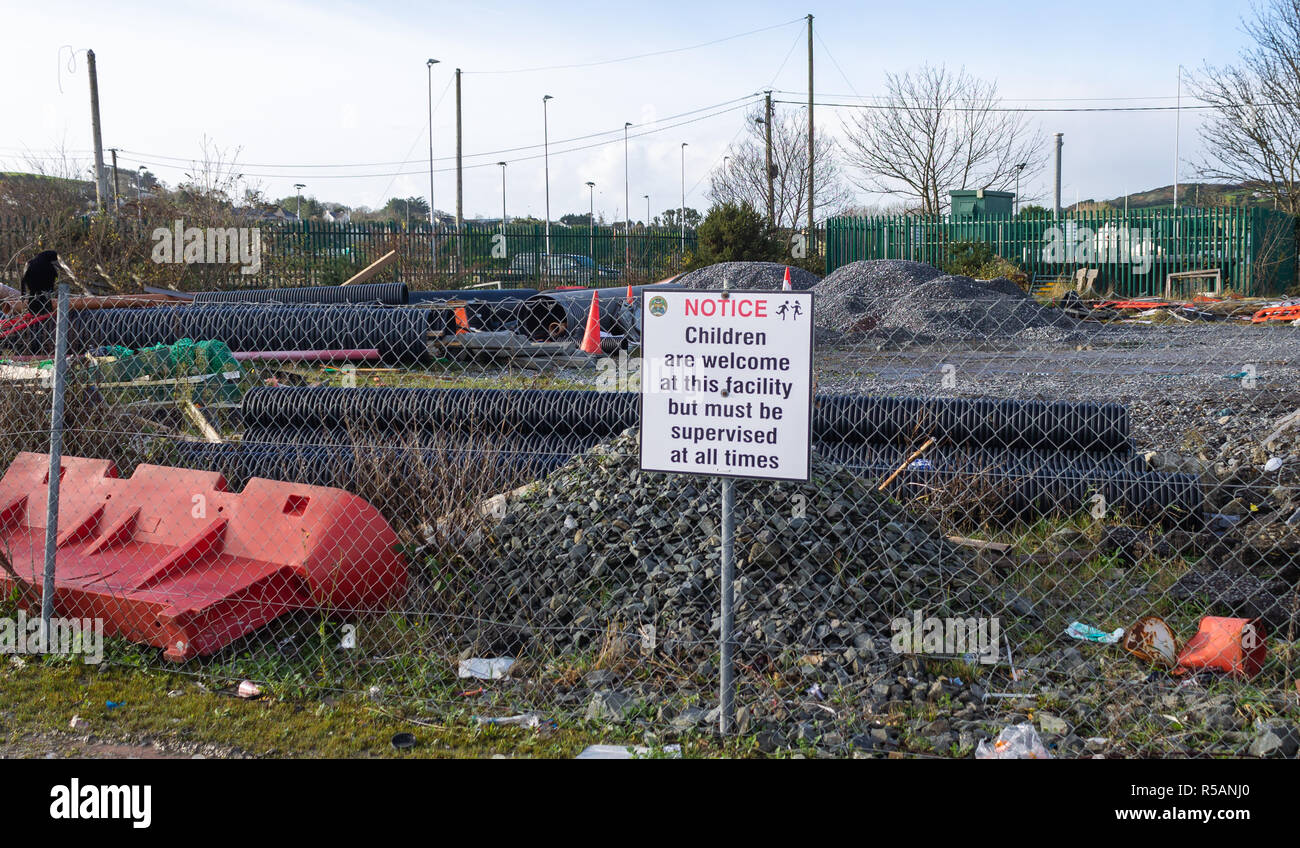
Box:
1176 616 1266 678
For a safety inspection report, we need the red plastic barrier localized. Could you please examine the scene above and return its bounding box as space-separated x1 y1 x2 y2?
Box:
1251 303 1300 323
0 453 407 660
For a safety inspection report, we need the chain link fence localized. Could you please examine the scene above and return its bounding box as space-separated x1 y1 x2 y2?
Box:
1 259 1298 758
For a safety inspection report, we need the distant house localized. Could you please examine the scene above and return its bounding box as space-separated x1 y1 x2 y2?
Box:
323 207 351 224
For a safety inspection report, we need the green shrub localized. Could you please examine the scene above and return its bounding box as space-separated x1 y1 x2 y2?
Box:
685 202 780 269
943 240 1023 281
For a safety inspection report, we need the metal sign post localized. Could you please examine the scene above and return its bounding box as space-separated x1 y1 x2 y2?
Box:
719 473 735 734
639 281 814 735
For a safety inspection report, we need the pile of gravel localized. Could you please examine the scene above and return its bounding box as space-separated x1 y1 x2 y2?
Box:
466 429 996 675
813 259 1077 343
675 261 819 291
813 260 944 332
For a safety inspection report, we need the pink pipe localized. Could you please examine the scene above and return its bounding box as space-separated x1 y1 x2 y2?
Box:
232 349 381 362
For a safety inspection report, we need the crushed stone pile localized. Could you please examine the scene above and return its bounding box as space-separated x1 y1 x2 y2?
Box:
467 429 997 677
813 259 1078 343
675 261 819 291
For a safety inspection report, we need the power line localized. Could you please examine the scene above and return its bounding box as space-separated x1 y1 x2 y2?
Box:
462 17 804 75
113 98 761 180
772 88 1199 103
112 95 760 171
774 98 1300 113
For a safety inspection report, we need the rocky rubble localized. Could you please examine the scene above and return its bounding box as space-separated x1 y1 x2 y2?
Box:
675 261 819 291
812 259 1078 344
467 430 996 670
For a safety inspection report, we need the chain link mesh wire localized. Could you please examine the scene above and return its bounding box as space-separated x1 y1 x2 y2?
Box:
0 264 1297 758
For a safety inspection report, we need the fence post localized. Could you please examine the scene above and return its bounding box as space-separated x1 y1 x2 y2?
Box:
40 283 71 645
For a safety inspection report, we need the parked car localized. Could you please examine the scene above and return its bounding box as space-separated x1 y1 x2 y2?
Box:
503 253 617 286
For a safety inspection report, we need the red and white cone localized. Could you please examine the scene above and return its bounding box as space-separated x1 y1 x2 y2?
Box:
782 266 793 291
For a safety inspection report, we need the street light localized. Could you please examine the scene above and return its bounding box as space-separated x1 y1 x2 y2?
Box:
680 143 688 250
543 95 553 255
586 181 596 259
137 166 146 224
293 183 305 220
426 59 439 226
623 122 632 271
497 162 507 232
1015 163 1026 215
644 194 650 229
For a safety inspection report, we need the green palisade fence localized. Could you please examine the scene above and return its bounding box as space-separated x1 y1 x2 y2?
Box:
0 218 697 290
825 208 1298 297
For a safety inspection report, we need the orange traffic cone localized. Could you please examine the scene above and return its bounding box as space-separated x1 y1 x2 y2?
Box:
782 266 793 291
579 290 602 354
453 306 470 334
626 283 634 305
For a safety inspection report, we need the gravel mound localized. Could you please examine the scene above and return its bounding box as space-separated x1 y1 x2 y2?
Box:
814 259 1077 343
813 260 944 332
676 261 819 291
470 429 995 670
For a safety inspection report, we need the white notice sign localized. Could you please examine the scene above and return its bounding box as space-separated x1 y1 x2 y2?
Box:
639 289 814 482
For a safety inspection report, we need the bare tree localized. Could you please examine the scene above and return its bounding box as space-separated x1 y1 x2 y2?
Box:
707 105 855 229
839 65 1045 215
1191 0 1300 215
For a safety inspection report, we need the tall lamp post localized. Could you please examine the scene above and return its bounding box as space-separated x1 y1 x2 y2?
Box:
426 59 439 224
497 162 507 232
293 183 305 220
543 95 553 255
623 122 632 273
1015 163 1026 215
679 143 688 251
644 194 650 228
586 181 596 259
136 166 146 224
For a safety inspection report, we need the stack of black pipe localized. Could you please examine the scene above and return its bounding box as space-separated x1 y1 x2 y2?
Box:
174 387 1202 520
192 282 410 305
63 304 432 362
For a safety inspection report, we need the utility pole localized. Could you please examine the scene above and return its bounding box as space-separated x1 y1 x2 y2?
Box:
87 49 107 212
624 122 632 274
497 162 507 232
586 181 596 259
764 91 775 227
108 148 120 211
1053 133 1063 220
806 14 814 252
1014 162 1026 216
455 68 464 274
1174 64 1182 211
543 95 553 255
680 142 688 251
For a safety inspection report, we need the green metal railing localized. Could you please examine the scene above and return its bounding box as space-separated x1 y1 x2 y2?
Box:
825 207 1297 297
0 217 698 290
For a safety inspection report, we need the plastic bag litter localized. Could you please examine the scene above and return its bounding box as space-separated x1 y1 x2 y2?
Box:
475 713 552 729
457 657 515 680
976 723 1052 759
575 744 681 759
1065 621 1124 645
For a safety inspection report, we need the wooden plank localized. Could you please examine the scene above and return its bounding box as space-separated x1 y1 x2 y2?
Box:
340 250 398 287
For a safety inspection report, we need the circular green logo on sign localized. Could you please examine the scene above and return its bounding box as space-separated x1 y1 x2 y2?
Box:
648 295 668 316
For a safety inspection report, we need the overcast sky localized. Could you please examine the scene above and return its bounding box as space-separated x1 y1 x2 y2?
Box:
0 0 1253 221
